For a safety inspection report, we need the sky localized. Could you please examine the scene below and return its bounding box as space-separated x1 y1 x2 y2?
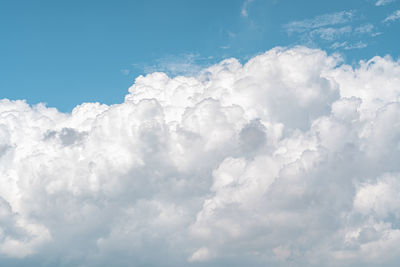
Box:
1 0 400 112
2 1 400 267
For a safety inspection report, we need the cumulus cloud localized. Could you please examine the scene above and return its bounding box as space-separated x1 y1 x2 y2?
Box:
1 46 400 266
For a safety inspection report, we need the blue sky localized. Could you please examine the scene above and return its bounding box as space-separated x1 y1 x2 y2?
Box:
1 0 399 112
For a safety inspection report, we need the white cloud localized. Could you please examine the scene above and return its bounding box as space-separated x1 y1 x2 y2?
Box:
284 11 354 34
376 0 395 6
310 26 352 41
354 174 400 218
354 23 374 34
140 53 210 77
283 11 375 49
1 46 400 266
188 247 212 262
384 10 400 23
241 0 254 17
344 41 368 49
331 41 368 50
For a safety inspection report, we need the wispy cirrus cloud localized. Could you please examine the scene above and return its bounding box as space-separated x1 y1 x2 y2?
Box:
383 10 400 23
284 11 354 34
283 11 381 51
241 0 254 17
355 23 374 33
331 41 368 50
375 0 395 6
120 69 130 75
133 53 214 77
310 26 352 41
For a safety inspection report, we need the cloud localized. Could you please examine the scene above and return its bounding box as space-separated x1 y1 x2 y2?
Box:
241 0 254 17
284 11 354 34
120 69 130 75
138 53 212 77
188 247 212 262
376 0 395 6
310 26 352 41
283 11 377 50
383 10 400 23
1 46 400 266
331 41 368 50
354 23 374 34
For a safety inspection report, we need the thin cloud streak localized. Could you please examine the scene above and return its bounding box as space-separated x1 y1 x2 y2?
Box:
284 11 354 34
376 0 395 6
383 10 400 23
241 0 254 17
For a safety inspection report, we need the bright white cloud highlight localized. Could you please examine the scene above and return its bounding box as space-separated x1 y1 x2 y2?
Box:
1 46 400 266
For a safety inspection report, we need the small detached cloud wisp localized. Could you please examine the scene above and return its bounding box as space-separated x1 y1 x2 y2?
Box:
1 46 400 267
383 9 400 23
376 0 396 6
241 0 254 17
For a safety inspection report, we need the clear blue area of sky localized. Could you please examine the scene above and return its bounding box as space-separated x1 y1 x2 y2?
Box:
1 0 399 112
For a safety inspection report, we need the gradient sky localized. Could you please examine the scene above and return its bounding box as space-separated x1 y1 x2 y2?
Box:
1 0 399 111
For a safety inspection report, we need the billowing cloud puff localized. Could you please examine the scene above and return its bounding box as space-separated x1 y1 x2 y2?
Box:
1 46 400 266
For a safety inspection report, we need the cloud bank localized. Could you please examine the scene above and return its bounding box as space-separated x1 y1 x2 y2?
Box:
1 47 400 266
